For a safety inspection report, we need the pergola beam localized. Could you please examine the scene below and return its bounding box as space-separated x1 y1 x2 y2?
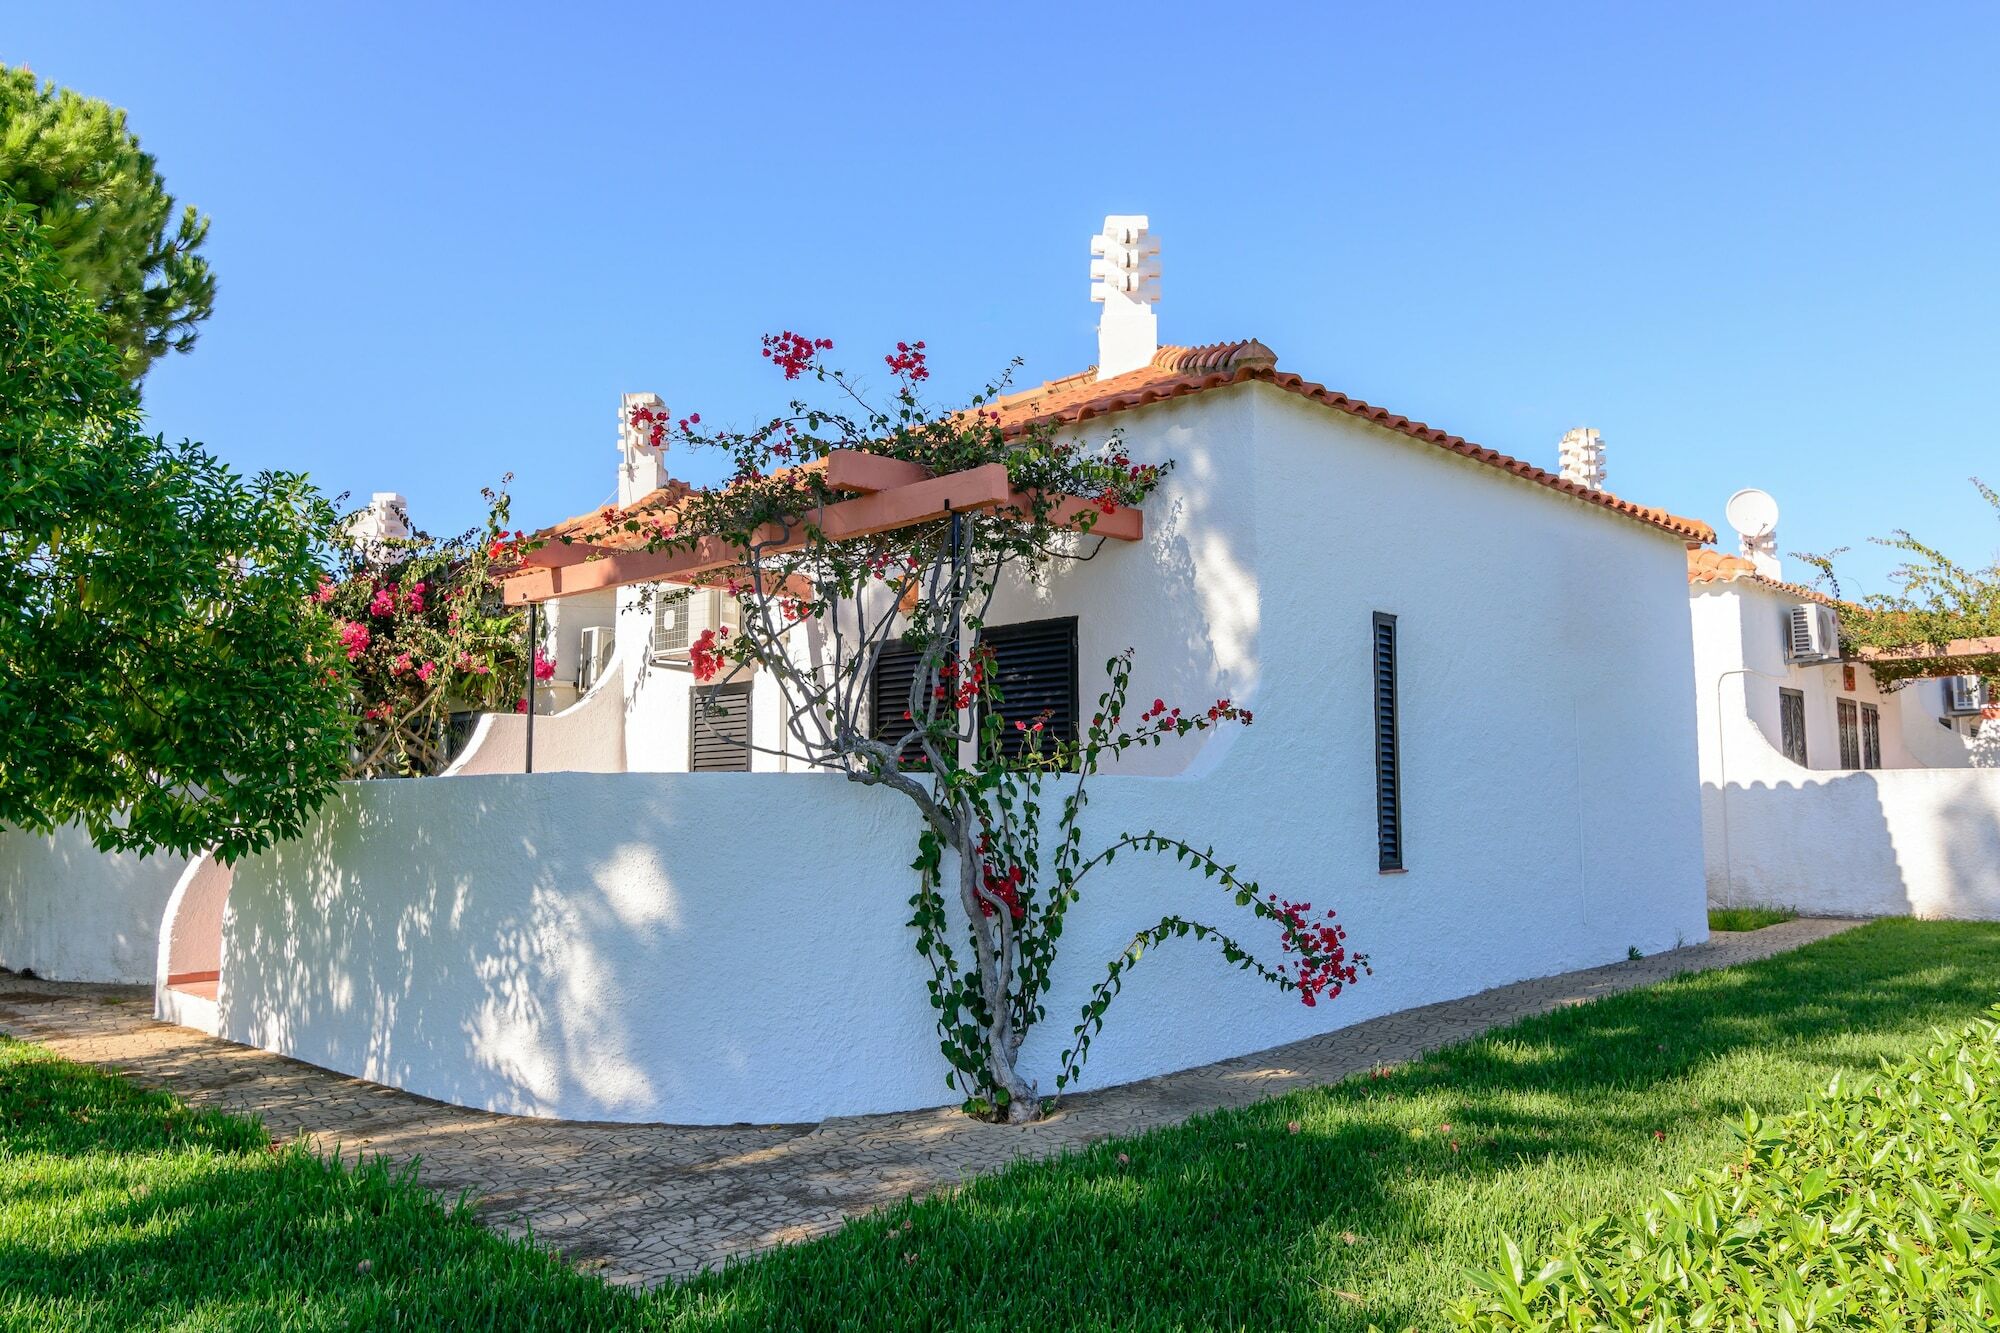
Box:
503 462 1016 605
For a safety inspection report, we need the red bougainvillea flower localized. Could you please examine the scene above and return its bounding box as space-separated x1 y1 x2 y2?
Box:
338 620 371 661
884 339 929 382
760 330 834 380
515 697 529 713
405 581 427 614
688 626 731 682
532 650 556 682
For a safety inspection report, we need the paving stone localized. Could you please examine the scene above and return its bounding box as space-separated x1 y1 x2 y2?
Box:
0 918 1858 1286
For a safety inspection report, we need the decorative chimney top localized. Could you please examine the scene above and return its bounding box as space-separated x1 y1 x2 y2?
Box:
1557 427 1607 492
346 492 411 556
618 391 669 507
1090 214 1161 380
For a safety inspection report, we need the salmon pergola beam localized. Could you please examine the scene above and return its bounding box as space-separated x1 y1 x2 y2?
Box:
501 452 1143 606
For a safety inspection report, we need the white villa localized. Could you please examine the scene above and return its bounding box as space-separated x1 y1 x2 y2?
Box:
1 214 1994 1127
1688 494 2000 919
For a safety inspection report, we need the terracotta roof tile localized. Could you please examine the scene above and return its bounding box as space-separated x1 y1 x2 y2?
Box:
1686 546 1835 603
534 340 1715 549
986 343 1715 544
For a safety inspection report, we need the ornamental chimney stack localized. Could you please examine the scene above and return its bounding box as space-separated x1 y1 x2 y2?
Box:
346 492 411 559
1090 215 1161 380
1557 427 1607 492
618 391 669 508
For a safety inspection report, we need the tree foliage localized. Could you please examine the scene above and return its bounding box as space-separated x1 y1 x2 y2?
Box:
0 197 347 861
561 335 1362 1121
0 64 215 381
1800 481 2000 687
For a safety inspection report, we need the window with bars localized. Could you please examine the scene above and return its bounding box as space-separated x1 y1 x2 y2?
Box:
1861 702 1882 770
1372 612 1403 872
1779 688 1809 765
1838 698 1861 769
690 680 753 771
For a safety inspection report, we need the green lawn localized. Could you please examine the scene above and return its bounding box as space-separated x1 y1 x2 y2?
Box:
3 919 1998 1331
1707 904 1800 932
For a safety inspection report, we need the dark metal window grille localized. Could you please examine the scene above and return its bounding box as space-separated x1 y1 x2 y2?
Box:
1837 698 1861 769
1779 688 1809 766
1861 703 1882 770
1373 612 1403 872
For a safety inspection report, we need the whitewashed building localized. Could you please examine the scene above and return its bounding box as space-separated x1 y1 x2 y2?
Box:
1689 489 2000 919
159 217 1718 1124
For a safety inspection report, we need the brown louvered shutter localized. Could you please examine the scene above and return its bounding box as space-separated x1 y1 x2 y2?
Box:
690 681 752 771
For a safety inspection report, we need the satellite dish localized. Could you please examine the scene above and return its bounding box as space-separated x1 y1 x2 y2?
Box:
1725 488 1779 540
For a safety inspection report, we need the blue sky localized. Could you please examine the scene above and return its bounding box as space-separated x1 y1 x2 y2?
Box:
9 3 1997 591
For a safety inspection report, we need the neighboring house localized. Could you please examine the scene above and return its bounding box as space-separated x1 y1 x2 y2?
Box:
1688 501 2000 919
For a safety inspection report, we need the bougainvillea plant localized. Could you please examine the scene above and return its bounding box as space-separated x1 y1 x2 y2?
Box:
322 485 529 776
1798 479 2000 690
562 336 1364 1122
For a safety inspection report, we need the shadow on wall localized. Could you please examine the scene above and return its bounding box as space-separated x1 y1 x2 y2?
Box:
1706 767 2000 920
216 775 940 1124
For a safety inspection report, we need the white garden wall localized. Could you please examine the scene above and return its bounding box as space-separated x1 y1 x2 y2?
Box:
1702 716 2000 919
211 381 1707 1125
0 826 185 984
443 665 628 776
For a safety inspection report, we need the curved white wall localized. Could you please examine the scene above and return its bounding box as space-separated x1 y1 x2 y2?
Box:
214 383 1706 1125
0 827 185 984
443 664 628 776
154 853 234 1032
1704 713 2000 919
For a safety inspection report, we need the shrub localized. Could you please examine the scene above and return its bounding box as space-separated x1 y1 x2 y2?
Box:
1453 1008 2000 1330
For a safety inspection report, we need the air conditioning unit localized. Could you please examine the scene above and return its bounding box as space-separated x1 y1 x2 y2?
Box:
1944 675 1986 716
1784 602 1841 664
575 626 613 693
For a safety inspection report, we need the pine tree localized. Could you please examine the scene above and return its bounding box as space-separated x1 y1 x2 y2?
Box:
0 64 215 382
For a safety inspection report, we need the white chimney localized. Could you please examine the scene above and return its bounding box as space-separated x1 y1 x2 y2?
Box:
618 391 669 508
1557 427 1606 491
1090 215 1161 379
346 492 411 558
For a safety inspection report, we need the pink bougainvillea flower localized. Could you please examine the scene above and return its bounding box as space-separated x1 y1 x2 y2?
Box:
532 650 556 682
515 697 529 713
368 585 398 618
338 620 371 661
390 652 413 677
311 577 337 604
405 581 427 614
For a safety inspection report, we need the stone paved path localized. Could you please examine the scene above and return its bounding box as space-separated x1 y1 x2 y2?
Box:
0 917 1860 1286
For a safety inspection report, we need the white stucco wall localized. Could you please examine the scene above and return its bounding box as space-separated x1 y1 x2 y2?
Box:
210 381 1706 1125
154 853 233 1032
443 665 628 776
0 826 185 984
1701 709 2000 919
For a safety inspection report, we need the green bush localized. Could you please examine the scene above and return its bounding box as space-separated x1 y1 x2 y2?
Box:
1708 905 1799 933
1453 1008 2000 1331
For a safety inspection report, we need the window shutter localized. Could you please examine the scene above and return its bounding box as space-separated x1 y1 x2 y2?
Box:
870 643 927 763
1372 612 1402 872
979 618 1079 762
690 681 752 771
